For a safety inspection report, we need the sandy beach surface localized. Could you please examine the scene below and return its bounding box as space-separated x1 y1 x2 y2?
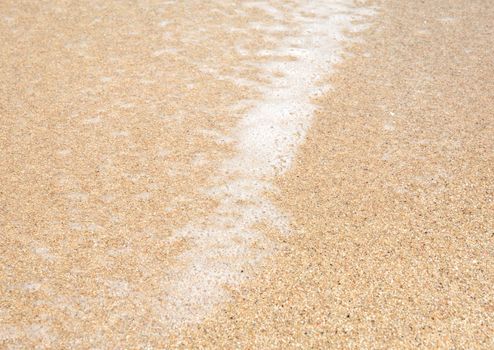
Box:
1 0 493 348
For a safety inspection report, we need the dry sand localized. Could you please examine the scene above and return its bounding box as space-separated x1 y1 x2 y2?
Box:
1 0 493 349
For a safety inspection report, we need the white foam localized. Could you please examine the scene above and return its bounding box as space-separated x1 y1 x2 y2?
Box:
164 0 373 326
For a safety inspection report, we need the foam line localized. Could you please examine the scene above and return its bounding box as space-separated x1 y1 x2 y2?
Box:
163 0 372 327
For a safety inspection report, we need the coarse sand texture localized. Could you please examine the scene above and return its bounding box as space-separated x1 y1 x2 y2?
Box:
1 0 493 349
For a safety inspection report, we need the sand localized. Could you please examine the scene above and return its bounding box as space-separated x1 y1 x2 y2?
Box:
1 0 370 346
162 1 373 327
1 0 493 348
169 0 494 348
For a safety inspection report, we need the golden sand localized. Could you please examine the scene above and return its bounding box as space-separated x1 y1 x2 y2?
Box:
1 0 493 348
171 0 494 348
1 0 368 346
0 0 273 346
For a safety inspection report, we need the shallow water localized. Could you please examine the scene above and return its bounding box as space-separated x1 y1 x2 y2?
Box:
163 0 373 327
0 0 372 345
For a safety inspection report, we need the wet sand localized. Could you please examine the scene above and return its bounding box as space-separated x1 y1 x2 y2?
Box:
1 0 369 347
1 0 493 348
172 0 494 348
